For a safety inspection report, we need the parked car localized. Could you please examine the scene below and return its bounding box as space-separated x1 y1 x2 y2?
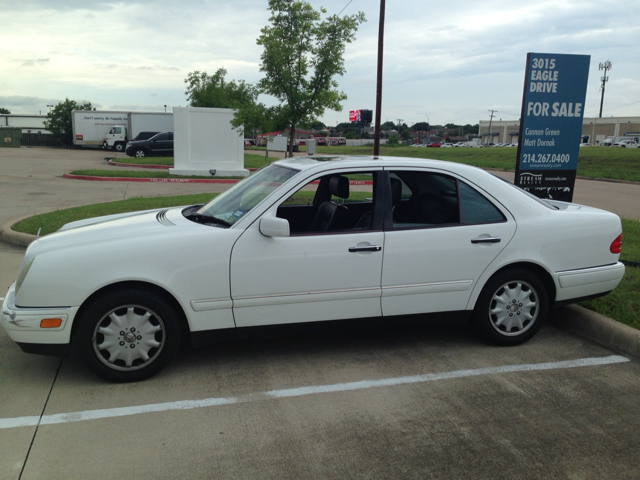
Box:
441 143 454 148
1 156 625 382
132 131 160 142
125 132 174 158
617 140 638 148
426 142 441 147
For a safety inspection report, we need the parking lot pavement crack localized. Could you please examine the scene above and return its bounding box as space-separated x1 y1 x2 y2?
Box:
18 358 64 480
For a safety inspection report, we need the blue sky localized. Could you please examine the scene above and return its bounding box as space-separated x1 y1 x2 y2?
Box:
1 0 639 127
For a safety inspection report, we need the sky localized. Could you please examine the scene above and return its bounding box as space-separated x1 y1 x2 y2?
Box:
2 0 639 128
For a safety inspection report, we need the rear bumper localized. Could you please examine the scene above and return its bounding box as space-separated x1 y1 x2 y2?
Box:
555 262 625 302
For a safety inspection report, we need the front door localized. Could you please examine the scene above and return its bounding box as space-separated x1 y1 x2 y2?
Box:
231 169 385 327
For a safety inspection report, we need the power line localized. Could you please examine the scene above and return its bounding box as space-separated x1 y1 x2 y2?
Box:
338 0 353 15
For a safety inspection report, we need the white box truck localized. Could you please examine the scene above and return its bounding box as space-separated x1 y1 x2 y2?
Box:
72 110 173 151
72 111 129 148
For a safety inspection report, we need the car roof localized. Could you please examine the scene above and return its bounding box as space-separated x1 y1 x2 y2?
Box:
272 155 481 176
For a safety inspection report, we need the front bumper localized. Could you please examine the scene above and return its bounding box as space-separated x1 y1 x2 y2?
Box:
1 282 78 354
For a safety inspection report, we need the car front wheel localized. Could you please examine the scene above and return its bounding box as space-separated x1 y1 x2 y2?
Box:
134 149 146 158
472 269 548 346
75 289 181 382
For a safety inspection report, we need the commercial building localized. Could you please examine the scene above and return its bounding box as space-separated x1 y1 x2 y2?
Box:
478 116 640 145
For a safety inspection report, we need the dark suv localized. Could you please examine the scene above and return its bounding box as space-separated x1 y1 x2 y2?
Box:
125 132 174 158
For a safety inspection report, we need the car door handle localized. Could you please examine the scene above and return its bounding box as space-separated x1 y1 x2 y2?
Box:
349 245 382 252
471 236 501 244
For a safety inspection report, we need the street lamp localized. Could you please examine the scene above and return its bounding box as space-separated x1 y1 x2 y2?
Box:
598 60 612 118
47 104 53 113
164 104 167 113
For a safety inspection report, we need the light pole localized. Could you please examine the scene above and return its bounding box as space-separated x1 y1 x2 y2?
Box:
164 104 167 113
598 60 612 118
47 104 53 113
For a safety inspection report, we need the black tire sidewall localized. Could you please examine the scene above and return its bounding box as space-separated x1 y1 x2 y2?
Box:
75 289 181 382
472 269 548 346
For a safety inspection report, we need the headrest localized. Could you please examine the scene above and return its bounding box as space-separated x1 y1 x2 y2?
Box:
329 175 349 199
390 178 402 206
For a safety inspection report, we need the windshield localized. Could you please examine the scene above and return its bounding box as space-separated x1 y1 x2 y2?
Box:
195 164 300 226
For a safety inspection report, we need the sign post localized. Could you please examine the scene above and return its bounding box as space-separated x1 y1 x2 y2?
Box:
515 53 590 202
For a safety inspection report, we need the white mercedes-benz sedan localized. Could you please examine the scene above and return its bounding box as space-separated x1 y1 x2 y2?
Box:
1 156 625 382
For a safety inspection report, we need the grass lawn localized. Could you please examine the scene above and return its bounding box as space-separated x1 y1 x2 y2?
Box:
12 193 217 237
313 146 640 182
69 169 241 179
105 148 640 182
110 153 268 169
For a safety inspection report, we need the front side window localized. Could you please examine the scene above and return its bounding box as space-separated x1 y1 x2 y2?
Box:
277 171 376 234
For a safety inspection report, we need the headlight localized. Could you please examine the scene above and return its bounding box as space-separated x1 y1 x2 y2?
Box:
15 258 35 295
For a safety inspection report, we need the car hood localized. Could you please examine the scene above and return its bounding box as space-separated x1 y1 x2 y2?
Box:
26 206 215 258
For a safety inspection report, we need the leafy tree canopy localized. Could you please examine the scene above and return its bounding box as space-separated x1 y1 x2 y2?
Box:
44 98 93 144
186 68 279 135
0 107 11 114
253 0 365 156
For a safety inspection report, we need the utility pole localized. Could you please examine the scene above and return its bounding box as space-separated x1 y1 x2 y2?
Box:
373 0 386 156
599 60 612 118
487 110 497 145
396 118 403 139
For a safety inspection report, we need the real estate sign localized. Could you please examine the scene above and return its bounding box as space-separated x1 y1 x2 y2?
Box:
515 53 590 202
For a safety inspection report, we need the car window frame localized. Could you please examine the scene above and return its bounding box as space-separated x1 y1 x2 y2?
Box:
381 168 509 231
272 168 385 237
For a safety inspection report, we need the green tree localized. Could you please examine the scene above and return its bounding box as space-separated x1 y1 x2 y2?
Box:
44 98 93 145
186 68 280 135
254 0 365 156
0 107 11 114
185 68 258 110
387 134 399 146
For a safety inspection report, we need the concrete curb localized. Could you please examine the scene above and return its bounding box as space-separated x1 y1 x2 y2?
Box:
0 215 36 247
549 304 640 358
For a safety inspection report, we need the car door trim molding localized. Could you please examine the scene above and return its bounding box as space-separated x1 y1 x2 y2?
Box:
190 299 233 312
233 287 381 308
382 280 473 297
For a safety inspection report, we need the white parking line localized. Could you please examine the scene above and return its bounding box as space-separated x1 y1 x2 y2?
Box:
0 355 629 430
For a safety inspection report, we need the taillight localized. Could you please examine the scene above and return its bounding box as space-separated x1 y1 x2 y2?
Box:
610 234 622 254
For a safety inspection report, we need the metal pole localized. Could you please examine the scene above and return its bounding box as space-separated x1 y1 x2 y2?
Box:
373 0 386 156
598 60 612 118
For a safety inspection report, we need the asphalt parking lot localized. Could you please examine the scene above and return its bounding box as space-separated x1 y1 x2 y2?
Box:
2 147 640 479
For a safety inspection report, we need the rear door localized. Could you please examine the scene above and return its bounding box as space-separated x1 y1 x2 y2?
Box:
380 169 516 316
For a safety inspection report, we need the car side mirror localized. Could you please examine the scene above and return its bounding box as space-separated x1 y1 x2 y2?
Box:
259 216 290 238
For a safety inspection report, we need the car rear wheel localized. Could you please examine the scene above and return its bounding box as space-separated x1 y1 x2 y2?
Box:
76 289 181 382
114 142 125 152
134 149 146 158
472 269 548 346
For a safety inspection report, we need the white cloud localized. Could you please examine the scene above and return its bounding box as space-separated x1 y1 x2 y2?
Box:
1 0 639 125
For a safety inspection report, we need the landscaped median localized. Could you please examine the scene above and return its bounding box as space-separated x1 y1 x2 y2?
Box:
64 170 242 183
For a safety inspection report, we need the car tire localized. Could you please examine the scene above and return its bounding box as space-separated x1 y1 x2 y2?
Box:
134 149 146 158
114 142 125 152
75 289 181 382
471 269 548 346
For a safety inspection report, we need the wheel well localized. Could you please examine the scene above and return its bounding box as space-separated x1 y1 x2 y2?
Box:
71 281 190 342
485 262 556 303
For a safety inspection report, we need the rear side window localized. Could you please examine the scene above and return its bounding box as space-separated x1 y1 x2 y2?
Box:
388 171 505 229
459 181 505 224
